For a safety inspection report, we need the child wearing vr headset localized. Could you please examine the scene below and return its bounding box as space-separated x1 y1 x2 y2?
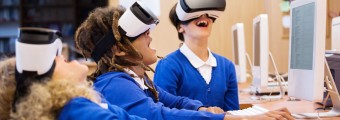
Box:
0 27 144 120
75 1 294 120
154 0 239 111
154 0 294 119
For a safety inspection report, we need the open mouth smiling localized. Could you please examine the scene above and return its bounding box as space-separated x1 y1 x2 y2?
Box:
196 20 208 27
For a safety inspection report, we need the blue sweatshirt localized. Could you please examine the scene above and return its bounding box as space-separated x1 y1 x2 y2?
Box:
94 72 225 120
154 50 239 111
58 97 145 120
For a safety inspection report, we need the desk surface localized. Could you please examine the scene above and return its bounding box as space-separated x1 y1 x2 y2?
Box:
238 82 340 120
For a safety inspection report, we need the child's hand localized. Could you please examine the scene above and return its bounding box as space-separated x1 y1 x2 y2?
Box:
198 106 224 114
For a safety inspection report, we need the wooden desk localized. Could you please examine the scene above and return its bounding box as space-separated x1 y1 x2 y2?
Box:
238 83 340 120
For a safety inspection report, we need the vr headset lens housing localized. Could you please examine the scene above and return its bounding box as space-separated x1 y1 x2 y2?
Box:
119 1 159 38
176 0 226 21
16 27 62 75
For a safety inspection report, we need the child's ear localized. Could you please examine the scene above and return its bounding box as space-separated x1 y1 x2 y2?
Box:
178 25 184 33
115 46 127 56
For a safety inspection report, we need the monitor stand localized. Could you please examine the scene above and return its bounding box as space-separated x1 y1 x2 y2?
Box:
259 52 285 100
251 52 286 101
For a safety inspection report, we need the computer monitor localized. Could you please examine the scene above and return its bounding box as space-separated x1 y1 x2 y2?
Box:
232 23 247 83
288 0 326 101
252 14 269 88
332 16 340 52
291 59 340 119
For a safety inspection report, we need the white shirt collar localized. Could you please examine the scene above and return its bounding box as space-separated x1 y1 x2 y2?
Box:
124 69 148 90
98 103 108 109
179 43 217 68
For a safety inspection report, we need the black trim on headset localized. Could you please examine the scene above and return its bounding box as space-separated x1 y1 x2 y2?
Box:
130 1 159 25
180 0 191 12
118 26 142 43
18 28 62 44
118 26 127 36
179 0 226 13
91 31 117 63
180 15 217 23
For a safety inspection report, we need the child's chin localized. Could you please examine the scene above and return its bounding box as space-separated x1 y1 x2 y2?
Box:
144 58 157 65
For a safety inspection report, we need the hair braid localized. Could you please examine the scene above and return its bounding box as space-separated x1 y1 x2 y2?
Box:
143 73 159 102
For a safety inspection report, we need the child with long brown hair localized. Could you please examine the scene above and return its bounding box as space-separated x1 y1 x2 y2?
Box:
75 1 294 120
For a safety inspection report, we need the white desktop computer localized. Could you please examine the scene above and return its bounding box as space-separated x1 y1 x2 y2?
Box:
251 14 287 97
252 14 269 89
291 60 340 118
332 16 340 52
288 0 326 101
229 60 340 118
232 23 247 83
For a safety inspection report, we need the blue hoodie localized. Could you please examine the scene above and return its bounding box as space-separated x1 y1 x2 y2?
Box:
59 97 145 120
94 71 225 120
154 50 239 111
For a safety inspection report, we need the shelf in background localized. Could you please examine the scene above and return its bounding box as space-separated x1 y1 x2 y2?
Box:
0 5 20 9
0 0 108 59
21 4 74 8
0 20 19 23
22 20 74 24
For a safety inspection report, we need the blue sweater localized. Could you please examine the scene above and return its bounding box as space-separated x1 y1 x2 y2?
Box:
59 97 145 120
154 50 239 111
94 72 225 120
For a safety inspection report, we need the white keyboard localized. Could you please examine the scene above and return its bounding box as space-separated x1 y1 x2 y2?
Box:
267 81 288 87
256 86 287 94
251 82 288 94
227 106 269 115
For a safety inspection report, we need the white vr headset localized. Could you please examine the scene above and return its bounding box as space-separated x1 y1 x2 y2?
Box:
176 0 226 21
119 1 159 38
91 1 159 62
16 27 62 75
